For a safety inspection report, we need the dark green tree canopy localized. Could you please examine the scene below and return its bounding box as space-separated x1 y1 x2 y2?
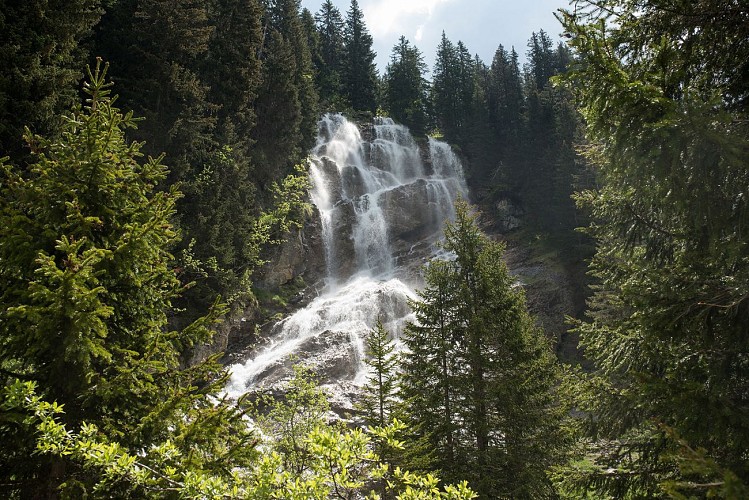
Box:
384 36 429 135
0 0 102 159
342 0 378 114
432 33 476 142
401 200 566 498
314 0 346 107
557 1 749 497
0 62 256 497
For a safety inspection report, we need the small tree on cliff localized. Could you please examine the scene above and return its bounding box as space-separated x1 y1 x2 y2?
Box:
360 319 400 430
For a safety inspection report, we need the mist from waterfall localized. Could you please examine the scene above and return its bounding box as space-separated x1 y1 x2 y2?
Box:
226 114 467 398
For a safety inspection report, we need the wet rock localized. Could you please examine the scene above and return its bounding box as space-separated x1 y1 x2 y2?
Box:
503 244 582 362
314 156 343 201
380 179 458 258
298 330 360 383
328 201 357 280
237 329 359 389
340 164 366 199
255 206 327 290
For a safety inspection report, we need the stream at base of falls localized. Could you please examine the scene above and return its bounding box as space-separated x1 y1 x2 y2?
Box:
225 114 467 405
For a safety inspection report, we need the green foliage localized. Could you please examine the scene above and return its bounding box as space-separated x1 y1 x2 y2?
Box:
358 320 403 496
0 61 258 497
342 0 379 114
432 34 475 144
427 30 587 271
205 0 263 154
2 380 253 498
242 366 476 499
126 0 217 171
314 0 347 109
360 319 400 429
1 374 476 499
0 0 102 159
93 0 313 317
252 364 330 475
401 200 567 498
556 1 749 497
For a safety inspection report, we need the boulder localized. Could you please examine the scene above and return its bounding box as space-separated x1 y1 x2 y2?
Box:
494 198 524 233
327 200 358 280
379 179 458 254
238 329 359 388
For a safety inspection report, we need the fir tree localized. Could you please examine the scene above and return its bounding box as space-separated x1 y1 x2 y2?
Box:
401 200 566 498
360 319 399 430
266 0 319 155
487 45 524 166
0 0 102 160
400 258 461 474
123 0 217 181
384 36 429 135
252 29 303 185
0 61 254 497
558 1 749 497
432 32 460 139
342 0 378 114
314 0 346 108
205 0 263 153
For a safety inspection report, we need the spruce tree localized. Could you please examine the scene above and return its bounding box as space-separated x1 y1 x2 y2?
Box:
384 36 429 135
432 32 460 140
0 0 102 160
301 7 324 108
487 45 524 167
252 29 303 185
205 0 263 152
122 0 217 181
401 200 566 498
558 1 749 497
174 0 264 313
360 319 399 430
400 259 461 473
315 0 346 108
0 61 255 497
267 0 319 155
342 0 378 114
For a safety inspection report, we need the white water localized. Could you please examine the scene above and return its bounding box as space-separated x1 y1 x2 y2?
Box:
226 114 467 398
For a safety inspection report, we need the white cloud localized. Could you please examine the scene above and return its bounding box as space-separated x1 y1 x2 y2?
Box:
414 24 425 41
362 0 456 38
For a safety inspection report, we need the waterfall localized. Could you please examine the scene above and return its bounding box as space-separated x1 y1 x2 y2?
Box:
226 114 467 398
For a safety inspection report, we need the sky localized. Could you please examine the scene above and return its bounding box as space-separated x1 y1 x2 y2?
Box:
299 0 572 74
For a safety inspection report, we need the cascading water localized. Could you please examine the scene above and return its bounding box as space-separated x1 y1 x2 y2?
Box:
226 114 467 400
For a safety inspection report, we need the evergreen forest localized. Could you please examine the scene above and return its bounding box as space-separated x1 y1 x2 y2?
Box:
0 0 747 498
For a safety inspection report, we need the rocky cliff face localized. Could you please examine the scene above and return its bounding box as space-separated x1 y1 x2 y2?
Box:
223 114 468 409
187 210 328 367
200 114 585 407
